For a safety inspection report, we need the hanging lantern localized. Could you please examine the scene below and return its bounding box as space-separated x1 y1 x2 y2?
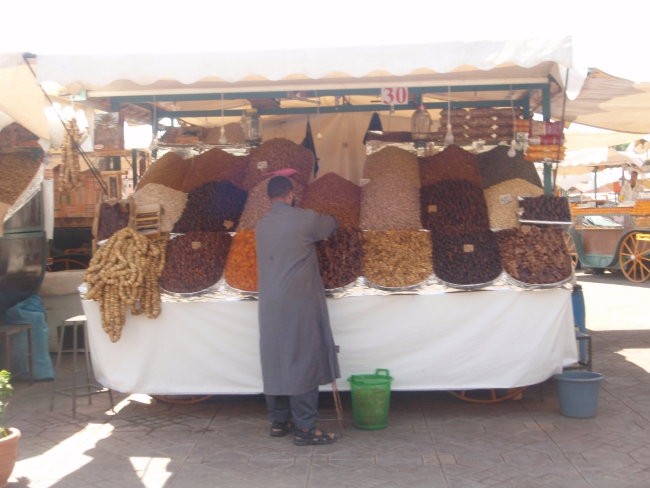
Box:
219 93 227 145
411 104 432 149
247 109 260 144
444 87 454 146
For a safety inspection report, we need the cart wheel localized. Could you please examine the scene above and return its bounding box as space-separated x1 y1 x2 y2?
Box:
618 231 650 283
563 231 578 268
152 395 213 405
448 387 527 404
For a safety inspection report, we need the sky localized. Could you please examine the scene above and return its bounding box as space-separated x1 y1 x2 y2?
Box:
3 0 650 82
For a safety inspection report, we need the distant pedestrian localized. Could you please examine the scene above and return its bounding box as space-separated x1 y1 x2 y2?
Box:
620 170 640 202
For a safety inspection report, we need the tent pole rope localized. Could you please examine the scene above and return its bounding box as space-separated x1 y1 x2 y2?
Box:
21 53 109 196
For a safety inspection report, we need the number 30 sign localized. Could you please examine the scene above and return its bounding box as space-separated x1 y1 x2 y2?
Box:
380 87 409 105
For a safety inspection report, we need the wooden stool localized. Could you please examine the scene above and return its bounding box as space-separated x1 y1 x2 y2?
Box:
0 324 34 385
50 315 114 417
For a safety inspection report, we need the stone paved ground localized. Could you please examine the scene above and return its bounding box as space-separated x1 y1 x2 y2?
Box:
4 271 650 488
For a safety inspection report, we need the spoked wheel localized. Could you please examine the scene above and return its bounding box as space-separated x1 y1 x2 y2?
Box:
618 231 650 283
563 231 579 269
448 387 527 404
152 395 213 405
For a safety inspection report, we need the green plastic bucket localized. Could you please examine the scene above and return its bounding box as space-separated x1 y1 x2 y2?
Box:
347 368 393 430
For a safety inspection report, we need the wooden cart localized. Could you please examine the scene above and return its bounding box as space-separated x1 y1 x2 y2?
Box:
566 201 650 282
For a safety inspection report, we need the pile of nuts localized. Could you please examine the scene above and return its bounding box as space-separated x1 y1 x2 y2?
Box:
136 151 188 192
302 172 361 228
173 180 248 232
0 150 41 207
496 226 572 284
96 201 131 241
419 145 482 187
316 227 364 289
420 179 490 232
360 146 422 230
363 230 433 288
476 145 542 189
483 178 544 230
224 229 258 292
432 230 503 285
243 138 314 190
133 183 188 233
182 147 249 192
237 177 305 230
159 232 232 293
520 195 571 222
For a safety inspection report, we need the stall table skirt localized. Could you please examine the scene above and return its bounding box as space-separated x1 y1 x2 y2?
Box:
81 288 577 395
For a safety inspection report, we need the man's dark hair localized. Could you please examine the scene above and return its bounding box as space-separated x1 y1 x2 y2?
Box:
267 175 293 199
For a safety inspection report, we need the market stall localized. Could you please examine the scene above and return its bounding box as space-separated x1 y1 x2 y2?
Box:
79 139 578 396
29 38 584 396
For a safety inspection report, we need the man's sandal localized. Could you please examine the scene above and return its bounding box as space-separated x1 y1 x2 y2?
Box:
270 420 294 437
293 427 337 446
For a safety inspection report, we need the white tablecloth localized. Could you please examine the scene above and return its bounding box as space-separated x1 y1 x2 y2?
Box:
82 288 577 395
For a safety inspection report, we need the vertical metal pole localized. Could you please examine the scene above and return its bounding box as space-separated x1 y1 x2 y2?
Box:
541 83 553 195
131 148 138 189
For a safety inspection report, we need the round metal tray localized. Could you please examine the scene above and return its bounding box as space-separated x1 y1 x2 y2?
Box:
503 272 574 290
434 271 502 291
159 281 221 297
363 275 433 292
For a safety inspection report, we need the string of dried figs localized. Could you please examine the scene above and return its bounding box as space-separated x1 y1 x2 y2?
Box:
60 118 83 194
519 195 571 222
85 227 168 342
316 227 364 289
159 232 232 293
173 180 248 233
496 226 573 284
363 230 433 288
224 229 258 292
302 172 361 228
420 179 490 232
432 230 503 286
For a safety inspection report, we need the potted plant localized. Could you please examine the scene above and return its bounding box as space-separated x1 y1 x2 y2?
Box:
0 369 20 488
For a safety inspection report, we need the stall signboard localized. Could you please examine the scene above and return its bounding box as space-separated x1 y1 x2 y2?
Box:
380 87 409 105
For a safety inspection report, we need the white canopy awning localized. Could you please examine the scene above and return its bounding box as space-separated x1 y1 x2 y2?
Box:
554 69 650 134
0 54 49 140
35 37 577 98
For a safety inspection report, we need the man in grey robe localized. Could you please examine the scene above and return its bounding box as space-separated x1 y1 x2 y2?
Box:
255 175 340 446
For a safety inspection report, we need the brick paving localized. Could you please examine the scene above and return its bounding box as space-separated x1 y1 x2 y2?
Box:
4 272 650 487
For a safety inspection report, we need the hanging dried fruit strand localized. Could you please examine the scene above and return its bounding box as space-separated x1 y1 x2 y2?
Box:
60 118 83 195
85 227 168 342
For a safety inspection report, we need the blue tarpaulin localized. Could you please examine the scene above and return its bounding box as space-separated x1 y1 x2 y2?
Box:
2 294 55 380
